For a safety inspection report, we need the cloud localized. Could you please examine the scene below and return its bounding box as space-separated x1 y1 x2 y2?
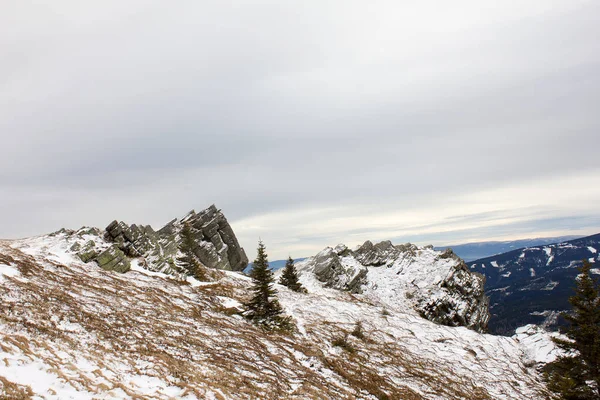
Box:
1 1 599 259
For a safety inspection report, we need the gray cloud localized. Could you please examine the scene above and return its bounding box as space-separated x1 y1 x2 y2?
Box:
1 1 599 259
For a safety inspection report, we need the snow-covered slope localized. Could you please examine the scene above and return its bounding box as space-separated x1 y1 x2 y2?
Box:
296 241 490 332
0 231 557 399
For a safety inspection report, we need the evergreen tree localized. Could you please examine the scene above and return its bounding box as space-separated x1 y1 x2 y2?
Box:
177 222 207 281
279 256 306 293
546 260 600 399
244 241 292 331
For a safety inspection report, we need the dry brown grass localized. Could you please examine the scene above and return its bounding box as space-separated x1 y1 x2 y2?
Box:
0 245 360 399
0 376 34 400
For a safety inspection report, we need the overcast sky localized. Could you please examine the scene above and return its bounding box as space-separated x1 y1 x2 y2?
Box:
1 1 599 260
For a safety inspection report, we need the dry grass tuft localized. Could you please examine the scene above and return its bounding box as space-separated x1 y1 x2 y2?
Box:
0 376 34 400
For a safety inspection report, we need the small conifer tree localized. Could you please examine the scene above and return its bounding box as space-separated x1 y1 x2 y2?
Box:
545 260 600 399
177 222 207 281
244 241 292 331
279 256 306 293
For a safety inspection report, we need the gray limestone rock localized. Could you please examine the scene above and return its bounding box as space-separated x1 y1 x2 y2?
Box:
354 240 400 266
77 241 99 263
95 246 130 273
308 247 368 294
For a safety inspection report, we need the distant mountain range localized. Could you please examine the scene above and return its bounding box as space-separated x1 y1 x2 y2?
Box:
435 236 581 262
468 233 600 335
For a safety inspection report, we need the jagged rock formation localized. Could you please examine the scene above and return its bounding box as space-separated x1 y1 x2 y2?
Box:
297 240 490 332
312 246 368 293
73 205 248 274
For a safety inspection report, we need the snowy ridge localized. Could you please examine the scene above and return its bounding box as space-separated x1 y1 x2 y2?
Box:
296 241 490 332
0 233 556 399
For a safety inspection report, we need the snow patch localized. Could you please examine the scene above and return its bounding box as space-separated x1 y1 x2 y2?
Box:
0 263 20 282
218 296 243 309
542 281 559 291
513 325 563 365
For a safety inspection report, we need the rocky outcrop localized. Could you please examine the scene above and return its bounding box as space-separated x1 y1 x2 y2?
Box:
73 205 248 275
95 245 131 273
312 247 368 293
416 260 490 332
297 240 490 332
354 240 403 266
72 240 99 263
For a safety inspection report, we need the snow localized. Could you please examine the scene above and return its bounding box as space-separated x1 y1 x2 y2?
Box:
328 247 475 316
542 281 559 291
591 268 600 275
490 261 499 268
281 275 552 398
587 246 597 254
501 272 511 278
130 259 217 287
130 259 170 278
513 325 563 365
218 296 243 309
0 263 19 281
543 247 552 257
530 268 536 277
0 347 96 400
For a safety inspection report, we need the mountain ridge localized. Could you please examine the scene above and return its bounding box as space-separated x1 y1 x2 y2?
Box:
295 240 490 332
469 232 600 334
435 235 582 262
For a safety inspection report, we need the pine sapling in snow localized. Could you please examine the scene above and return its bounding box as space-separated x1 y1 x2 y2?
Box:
244 241 293 332
177 222 208 281
279 256 307 293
